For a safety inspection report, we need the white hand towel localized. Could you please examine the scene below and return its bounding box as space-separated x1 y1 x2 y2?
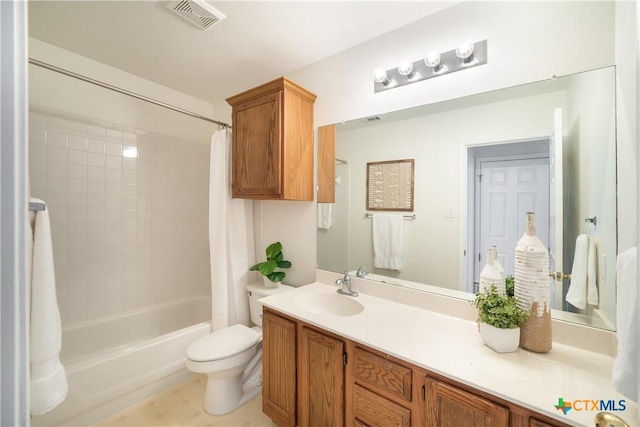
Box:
587 237 599 305
612 247 638 401
29 198 68 416
566 234 589 309
372 214 403 270
317 203 333 229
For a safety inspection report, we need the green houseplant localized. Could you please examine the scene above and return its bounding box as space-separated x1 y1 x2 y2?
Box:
471 285 529 353
249 241 291 286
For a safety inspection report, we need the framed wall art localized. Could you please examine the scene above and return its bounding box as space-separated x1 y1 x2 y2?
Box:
366 159 414 211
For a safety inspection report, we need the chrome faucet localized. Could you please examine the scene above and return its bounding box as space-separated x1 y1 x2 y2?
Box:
355 265 369 278
336 272 358 297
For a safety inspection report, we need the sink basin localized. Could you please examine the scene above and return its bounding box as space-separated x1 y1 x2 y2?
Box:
293 292 364 317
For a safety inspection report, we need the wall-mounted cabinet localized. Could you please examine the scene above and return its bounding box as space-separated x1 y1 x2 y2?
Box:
226 77 316 200
262 307 571 427
317 124 336 203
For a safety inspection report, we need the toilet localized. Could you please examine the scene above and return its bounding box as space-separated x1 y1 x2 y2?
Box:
186 282 293 415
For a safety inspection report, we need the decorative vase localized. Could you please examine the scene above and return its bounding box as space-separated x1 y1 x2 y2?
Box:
479 247 506 295
491 245 506 279
514 212 552 353
263 276 280 288
479 322 520 353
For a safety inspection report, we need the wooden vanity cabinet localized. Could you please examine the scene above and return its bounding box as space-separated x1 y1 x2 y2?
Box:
424 377 509 427
347 343 417 427
262 310 297 427
226 77 316 201
262 307 570 427
298 325 345 426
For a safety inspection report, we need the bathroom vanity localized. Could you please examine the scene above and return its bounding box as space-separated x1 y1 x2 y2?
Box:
260 281 639 427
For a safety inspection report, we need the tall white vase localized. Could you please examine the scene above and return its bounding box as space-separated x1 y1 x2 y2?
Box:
514 212 552 353
491 245 506 279
479 247 506 295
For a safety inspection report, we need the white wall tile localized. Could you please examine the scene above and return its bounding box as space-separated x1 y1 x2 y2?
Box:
47 130 68 148
30 109 211 326
68 135 88 151
30 128 46 145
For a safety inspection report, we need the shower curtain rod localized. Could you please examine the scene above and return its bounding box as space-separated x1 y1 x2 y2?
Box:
29 58 231 128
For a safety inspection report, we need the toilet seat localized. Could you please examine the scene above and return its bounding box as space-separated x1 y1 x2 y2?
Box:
187 324 260 362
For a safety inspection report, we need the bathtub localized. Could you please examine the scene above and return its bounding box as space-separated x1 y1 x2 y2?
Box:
31 295 212 427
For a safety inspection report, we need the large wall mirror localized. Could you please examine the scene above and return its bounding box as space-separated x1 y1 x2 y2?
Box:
318 66 617 331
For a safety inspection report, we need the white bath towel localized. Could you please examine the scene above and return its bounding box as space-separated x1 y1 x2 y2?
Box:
612 247 638 401
372 214 403 270
587 237 599 305
29 198 68 415
317 203 333 229
566 234 589 309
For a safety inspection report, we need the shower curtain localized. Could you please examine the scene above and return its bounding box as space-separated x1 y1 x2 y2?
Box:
209 128 255 331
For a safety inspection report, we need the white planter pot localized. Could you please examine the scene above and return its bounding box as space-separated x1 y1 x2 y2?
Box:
262 276 280 288
479 322 520 353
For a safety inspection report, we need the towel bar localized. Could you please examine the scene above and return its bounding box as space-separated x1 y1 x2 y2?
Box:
364 212 415 220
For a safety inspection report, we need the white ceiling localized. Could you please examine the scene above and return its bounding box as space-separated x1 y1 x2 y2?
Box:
28 1 459 104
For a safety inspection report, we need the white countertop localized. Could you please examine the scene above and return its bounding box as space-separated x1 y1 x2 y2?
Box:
260 282 639 427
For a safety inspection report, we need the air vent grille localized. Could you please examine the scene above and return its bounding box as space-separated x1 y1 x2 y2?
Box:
166 0 225 30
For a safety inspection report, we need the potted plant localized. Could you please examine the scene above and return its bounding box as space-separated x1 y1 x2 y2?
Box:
249 241 292 287
471 284 530 353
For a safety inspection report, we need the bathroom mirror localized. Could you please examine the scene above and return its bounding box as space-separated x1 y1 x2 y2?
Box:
317 66 617 331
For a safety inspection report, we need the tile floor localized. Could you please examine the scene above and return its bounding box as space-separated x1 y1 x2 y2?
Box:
93 375 276 427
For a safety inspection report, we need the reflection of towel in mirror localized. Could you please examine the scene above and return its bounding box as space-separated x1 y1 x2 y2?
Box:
612 247 638 401
566 234 598 309
372 214 403 270
317 203 332 229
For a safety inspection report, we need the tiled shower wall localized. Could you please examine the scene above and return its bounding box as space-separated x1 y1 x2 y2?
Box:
29 107 211 326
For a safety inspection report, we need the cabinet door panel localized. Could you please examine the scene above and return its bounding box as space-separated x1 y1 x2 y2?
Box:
354 347 412 403
299 326 344 427
262 311 296 427
232 91 281 198
425 378 508 427
353 384 411 427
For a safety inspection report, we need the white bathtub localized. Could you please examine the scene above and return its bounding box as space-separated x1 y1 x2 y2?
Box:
31 295 212 427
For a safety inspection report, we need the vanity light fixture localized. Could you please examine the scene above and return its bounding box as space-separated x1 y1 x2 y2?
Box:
373 39 488 93
372 67 393 87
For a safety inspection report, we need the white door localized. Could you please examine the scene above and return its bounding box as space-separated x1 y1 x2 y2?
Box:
476 157 550 290
549 108 564 309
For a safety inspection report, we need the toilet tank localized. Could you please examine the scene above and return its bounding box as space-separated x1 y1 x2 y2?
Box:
246 282 294 326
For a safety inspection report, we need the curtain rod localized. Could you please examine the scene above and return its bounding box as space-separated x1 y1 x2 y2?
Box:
29 58 231 128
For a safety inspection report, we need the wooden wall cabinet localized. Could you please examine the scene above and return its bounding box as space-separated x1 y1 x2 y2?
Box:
262 307 570 427
317 124 336 203
226 77 317 200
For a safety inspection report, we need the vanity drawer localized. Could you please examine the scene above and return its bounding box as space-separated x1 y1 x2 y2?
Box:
354 384 411 427
354 347 412 403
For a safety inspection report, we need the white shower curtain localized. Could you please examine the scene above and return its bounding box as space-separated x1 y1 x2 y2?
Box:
209 128 255 331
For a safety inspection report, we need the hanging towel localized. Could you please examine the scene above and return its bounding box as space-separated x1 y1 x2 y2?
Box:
566 234 589 309
372 214 403 270
587 237 599 305
612 247 638 401
317 203 333 229
29 198 68 416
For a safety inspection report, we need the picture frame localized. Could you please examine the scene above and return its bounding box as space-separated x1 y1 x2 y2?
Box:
366 159 414 211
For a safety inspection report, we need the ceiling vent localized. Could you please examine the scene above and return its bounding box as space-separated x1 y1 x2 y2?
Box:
166 0 225 30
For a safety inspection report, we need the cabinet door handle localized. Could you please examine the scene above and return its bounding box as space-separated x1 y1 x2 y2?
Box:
422 384 426 401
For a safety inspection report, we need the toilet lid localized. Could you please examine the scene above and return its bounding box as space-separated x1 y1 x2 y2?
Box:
187 324 260 362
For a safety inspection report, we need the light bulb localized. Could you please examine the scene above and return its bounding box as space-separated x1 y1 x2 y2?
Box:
455 41 475 61
424 50 441 68
373 67 389 84
397 61 414 77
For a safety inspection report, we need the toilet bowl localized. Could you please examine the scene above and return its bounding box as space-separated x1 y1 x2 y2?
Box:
186 282 293 415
